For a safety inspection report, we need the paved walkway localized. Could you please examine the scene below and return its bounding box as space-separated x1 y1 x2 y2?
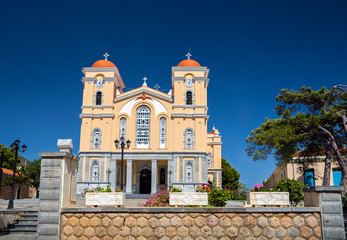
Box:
0 199 39 211
0 198 147 209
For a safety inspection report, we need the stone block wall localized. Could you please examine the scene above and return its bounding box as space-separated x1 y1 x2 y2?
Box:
61 210 321 239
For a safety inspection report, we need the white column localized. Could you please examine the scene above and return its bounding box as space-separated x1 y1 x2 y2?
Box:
151 159 157 194
126 159 133 193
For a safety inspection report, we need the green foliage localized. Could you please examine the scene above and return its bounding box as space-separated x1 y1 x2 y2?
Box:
234 183 249 200
81 186 120 197
26 159 41 197
222 158 241 191
169 186 182 192
274 179 305 206
208 188 227 207
342 192 347 208
0 144 21 170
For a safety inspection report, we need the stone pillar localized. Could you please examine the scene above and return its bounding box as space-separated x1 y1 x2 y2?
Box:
126 159 133 193
37 139 78 240
151 159 157 194
195 157 199 182
167 159 174 188
304 186 345 240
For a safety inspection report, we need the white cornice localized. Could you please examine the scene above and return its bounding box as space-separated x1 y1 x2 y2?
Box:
80 113 115 118
115 89 173 103
81 105 114 109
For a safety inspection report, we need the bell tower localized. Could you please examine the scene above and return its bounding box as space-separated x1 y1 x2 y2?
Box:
171 52 210 152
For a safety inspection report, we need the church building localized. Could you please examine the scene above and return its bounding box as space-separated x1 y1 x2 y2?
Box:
76 53 222 196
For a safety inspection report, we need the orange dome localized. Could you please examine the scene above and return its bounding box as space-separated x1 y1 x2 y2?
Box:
177 59 201 67
92 60 116 68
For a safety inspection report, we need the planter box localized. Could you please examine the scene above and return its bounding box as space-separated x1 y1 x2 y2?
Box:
86 192 124 207
247 192 289 206
169 192 208 206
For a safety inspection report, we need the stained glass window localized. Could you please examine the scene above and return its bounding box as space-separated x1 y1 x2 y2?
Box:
160 117 166 149
136 106 150 148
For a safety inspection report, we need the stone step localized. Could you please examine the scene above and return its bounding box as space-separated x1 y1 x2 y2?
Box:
16 219 38 224
21 215 38 219
6 229 37 234
0 233 37 240
126 194 151 199
13 224 37 230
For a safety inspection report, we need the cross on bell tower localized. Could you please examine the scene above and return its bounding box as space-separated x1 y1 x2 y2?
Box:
154 84 160 90
142 76 148 87
103 52 109 60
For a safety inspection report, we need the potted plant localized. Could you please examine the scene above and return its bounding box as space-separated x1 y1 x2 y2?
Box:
169 185 209 206
83 186 124 207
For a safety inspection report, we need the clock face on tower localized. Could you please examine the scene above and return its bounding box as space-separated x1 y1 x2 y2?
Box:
95 79 104 88
185 78 194 88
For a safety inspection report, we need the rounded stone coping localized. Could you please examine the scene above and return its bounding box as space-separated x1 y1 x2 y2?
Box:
62 207 320 213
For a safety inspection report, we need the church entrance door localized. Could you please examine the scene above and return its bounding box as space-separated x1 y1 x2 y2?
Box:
140 169 151 194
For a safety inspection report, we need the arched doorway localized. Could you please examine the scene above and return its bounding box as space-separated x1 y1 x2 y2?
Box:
140 169 151 194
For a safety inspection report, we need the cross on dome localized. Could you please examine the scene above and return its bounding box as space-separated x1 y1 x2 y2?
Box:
142 76 148 87
103 52 109 60
186 49 192 60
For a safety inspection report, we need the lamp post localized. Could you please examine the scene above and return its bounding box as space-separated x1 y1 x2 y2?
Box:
106 169 112 186
8 139 27 209
114 136 131 191
0 149 5 193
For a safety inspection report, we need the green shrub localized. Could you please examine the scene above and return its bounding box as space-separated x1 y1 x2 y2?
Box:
274 179 305 206
169 186 182 192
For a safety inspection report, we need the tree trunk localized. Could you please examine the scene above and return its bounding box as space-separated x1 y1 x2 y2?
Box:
36 187 39 199
322 145 332 186
318 125 347 192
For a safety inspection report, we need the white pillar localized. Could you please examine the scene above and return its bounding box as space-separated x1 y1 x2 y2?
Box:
126 159 133 193
151 159 157 194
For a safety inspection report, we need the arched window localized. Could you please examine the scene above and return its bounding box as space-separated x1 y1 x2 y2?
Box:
92 161 99 181
186 162 193 182
95 91 102 105
186 91 193 105
119 117 127 139
160 117 166 149
184 128 194 149
91 128 102 148
136 106 150 148
160 168 166 184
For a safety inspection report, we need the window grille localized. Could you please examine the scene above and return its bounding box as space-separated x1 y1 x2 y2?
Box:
186 162 192 182
184 128 194 149
92 161 99 181
160 117 166 149
120 117 127 139
136 106 150 148
92 128 101 148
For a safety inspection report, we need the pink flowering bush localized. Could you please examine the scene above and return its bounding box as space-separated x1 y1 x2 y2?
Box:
141 190 170 207
251 183 265 192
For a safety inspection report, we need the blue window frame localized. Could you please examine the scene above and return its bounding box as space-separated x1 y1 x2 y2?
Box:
304 169 315 187
333 168 342 186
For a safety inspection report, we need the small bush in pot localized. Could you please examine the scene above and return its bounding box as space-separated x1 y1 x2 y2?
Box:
274 179 305 206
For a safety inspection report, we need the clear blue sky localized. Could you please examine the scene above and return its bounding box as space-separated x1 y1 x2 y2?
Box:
1 1 346 188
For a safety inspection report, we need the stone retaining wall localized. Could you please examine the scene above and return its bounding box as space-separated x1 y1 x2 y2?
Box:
61 208 321 239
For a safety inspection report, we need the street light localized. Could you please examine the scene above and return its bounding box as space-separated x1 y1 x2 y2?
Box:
114 136 131 191
8 139 27 209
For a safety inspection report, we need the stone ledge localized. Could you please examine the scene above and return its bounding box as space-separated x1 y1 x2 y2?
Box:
62 207 320 213
39 151 73 158
304 186 344 192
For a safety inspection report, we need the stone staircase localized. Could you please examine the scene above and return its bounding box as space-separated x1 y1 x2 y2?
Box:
2 210 38 237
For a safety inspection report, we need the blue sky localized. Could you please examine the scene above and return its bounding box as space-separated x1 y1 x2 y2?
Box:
0 1 346 188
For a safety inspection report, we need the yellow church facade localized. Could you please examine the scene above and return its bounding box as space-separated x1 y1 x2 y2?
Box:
76 54 222 195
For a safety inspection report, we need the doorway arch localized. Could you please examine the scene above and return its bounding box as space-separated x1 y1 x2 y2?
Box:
140 169 151 194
